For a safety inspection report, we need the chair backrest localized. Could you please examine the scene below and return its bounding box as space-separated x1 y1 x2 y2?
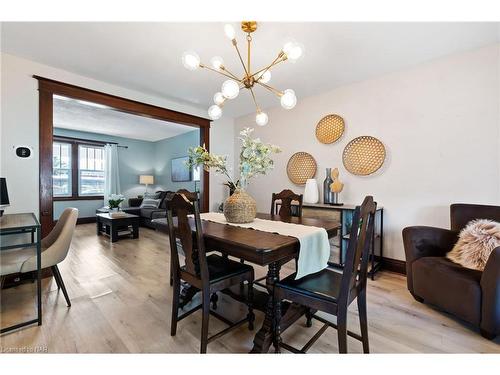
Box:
339 196 377 303
450 203 500 232
41 207 78 266
165 190 208 284
271 189 303 217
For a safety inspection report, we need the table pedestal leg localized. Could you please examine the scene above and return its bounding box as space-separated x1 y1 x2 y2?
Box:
251 262 281 353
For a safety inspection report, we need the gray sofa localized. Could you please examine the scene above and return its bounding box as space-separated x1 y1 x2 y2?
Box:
123 191 170 229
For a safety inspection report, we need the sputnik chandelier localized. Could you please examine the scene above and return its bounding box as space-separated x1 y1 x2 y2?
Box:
182 21 303 126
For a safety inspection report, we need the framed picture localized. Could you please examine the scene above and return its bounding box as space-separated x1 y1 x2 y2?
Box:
171 156 191 182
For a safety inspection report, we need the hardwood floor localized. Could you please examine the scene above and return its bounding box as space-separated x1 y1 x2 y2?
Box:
1 223 499 353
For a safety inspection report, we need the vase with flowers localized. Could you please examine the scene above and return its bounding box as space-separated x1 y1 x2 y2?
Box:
188 128 281 223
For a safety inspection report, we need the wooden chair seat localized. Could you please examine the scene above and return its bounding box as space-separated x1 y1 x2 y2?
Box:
276 268 343 303
181 254 254 285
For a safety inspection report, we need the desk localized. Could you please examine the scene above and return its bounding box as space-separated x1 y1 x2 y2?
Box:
0 213 42 334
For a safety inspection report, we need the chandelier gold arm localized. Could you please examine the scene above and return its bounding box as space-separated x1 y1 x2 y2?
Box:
251 52 288 81
248 87 260 112
232 39 249 77
219 66 240 80
257 81 284 97
200 64 243 82
247 34 251 76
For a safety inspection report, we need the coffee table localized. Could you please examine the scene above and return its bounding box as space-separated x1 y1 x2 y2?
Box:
96 213 140 242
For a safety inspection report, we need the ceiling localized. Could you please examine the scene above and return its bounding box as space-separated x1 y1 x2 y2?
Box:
2 22 499 117
53 96 196 142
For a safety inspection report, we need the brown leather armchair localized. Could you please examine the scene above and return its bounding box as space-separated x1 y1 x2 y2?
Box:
403 203 500 340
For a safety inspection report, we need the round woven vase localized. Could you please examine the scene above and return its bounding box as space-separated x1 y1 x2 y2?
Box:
223 189 257 223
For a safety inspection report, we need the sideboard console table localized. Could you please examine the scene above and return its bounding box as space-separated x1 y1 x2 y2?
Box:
300 202 384 279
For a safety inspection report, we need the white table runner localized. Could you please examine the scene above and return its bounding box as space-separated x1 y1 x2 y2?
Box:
199 212 330 279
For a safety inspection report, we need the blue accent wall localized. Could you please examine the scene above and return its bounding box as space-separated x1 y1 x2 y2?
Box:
154 130 199 192
53 128 199 219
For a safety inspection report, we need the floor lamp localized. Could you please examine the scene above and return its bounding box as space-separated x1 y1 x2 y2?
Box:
140 175 154 196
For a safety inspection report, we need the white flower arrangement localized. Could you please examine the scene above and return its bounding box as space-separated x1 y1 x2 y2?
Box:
187 128 281 190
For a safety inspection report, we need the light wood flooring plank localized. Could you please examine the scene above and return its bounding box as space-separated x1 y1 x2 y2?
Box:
1 223 499 353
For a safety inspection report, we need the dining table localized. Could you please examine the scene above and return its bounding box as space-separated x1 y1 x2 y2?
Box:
153 212 339 353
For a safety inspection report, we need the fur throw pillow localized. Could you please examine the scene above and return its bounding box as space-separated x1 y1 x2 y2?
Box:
446 219 500 271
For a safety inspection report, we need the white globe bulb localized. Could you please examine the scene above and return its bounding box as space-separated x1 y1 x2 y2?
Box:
255 112 269 126
213 92 225 105
224 24 236 40
282 41 303 62
257 70 271 83
208 105 222 120
210 56 224 70
221 80 240 99
280 89 297 110
182 51 200 70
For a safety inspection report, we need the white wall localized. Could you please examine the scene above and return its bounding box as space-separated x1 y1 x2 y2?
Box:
235 44 500 260
0 53 235 216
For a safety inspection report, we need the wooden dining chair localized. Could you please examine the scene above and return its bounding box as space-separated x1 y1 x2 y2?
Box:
271 189 303 218
166 191 255 353
273 196 377 354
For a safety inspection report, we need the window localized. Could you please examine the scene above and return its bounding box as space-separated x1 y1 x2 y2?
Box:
78 145 105 196
53 142 72 197
53 137 106 200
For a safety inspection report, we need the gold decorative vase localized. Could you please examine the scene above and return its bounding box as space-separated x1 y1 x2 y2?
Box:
223 189 257 223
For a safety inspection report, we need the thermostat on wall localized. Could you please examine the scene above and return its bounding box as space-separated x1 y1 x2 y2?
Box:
13 145 33 159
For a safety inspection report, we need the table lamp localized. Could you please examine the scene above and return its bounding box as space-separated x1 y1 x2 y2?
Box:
139 175 154 195
0 177 10 217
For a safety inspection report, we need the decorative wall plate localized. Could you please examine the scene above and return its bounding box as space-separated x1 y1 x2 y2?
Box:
342 136 386 176
287 152 317 185
315 114 345 144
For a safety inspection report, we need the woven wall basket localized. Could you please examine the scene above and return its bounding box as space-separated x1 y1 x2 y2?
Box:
315 114 345 144
287 152 317 185
342 136 386 176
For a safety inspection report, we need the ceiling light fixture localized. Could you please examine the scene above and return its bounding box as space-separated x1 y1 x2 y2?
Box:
182 21 303 126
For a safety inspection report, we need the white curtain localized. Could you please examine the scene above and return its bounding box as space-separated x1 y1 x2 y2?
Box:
104 144 121 203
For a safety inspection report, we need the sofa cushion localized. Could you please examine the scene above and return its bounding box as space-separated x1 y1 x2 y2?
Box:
144 192 161 199
122 207 140 215
140 208 164 219
412 256 482 325
159 191 173 209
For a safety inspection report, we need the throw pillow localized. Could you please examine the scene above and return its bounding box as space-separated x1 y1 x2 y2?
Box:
140 198 161 209
144 192 161 199
446 219 500 271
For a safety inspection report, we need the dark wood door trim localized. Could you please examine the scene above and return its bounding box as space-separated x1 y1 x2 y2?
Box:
35 76 210 127
36 76 211 237
39 89 54 237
